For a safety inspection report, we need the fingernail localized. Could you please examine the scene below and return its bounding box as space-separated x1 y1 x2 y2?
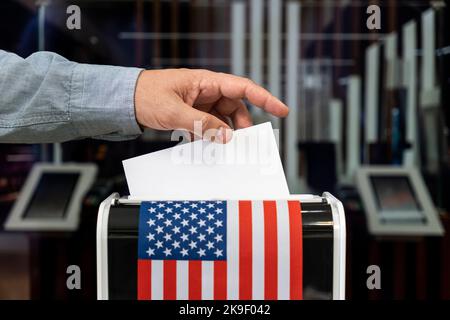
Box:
216 127 233 143
214 127 233 143
224 128 233 143
215 127 224 143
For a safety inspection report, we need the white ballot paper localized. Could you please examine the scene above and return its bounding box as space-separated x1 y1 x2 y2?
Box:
123 122 290 200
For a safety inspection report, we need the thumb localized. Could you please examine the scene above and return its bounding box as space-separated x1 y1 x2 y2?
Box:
174 104 233 143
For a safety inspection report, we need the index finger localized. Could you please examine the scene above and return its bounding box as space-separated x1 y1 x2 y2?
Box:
208 71 289 117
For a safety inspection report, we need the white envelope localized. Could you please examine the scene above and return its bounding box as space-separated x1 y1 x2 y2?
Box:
122 122 289 200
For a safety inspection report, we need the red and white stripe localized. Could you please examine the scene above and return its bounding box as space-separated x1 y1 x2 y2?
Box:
137 200 303 300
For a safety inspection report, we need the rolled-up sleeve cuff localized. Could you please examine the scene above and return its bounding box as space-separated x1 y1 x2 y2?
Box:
70 63 144 141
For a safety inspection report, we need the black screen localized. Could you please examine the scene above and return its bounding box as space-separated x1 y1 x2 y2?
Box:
22 173 80 219
370 176 421 211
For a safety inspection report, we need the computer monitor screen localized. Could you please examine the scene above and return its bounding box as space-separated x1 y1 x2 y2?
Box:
370 176 421 212
22 173 80 219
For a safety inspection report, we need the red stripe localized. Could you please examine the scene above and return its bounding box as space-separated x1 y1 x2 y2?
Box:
137 259 151 300
288 201 303 300
264 201 278 300
239 200 253 300
189 261 202 300
163 260 177 300
214 261 227 300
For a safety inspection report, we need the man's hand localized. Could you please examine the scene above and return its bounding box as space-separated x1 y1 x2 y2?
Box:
134 69 289 143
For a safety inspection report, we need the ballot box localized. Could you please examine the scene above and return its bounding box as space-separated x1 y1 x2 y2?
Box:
96 193 346 300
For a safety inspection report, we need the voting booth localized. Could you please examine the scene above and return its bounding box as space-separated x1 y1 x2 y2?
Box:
5 163 97 231
356 166 444 236
96 192 346 300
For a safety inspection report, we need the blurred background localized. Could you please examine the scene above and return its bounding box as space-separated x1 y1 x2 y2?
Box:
0 0 449 300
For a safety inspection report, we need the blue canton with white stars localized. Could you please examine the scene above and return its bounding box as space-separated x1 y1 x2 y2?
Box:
138 201 227 261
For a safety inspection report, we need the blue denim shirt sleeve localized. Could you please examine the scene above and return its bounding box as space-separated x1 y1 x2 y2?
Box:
0 49 143 143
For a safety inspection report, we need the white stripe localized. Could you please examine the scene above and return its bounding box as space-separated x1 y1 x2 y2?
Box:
250 0 263 87
252 201 265 299
202 261 214 300
151 260 163 300
276 201 291 300
231 1 245 77
285 1 300 180
227 200 239 300
268 0 281 129
269 0 281 98
176 261 188 300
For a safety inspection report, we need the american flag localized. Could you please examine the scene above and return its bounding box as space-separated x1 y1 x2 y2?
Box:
137 200 303 300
